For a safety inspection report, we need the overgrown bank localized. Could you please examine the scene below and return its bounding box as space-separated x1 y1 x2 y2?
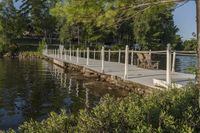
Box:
2 83 199 133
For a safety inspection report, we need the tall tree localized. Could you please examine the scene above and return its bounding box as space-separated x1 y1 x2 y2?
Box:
134 5 178 50
17 0 59 38
1 0 26 44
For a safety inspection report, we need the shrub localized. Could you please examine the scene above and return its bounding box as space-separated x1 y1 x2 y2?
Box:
2 84 200 133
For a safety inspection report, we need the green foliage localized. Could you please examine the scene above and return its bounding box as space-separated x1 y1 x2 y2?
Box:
51 0 179 49
16 0 58 35
134 5 179 50
0 0 58 55
183 39 197 51
185 65 197 74
4 84 200 132
111 44 126 50
19 110 76 133
37 39 46 54
19 52 43 58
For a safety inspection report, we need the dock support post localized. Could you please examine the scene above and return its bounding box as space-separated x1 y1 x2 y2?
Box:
124 45 129 79
84 50 86 58
76 48 79 64
101 46 105 73
69 48 72 61
94 50 96 60
56 49 58 58
87 47 89 66
118 49 121 63
131 49 133 65
166 44 172 87
108 49 111 62
57 49 59 58
172 51 176 73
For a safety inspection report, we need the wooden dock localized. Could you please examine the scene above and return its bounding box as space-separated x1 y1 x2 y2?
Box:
43 46 195 89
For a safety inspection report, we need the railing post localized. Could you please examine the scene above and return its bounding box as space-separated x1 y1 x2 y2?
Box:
101 46 105 73
86 47 89 66
69 48 72 61
94 49 96 60
131 49 134 65
108 49 111 62
76 48 79 64
172 51 176 73
124 45 129 79
149 50 152 58
60 49 62 59
65 49 67 60
166 44 172 87
118 49 121 63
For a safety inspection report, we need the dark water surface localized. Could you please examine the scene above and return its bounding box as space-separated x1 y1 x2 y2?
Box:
0 58 128 130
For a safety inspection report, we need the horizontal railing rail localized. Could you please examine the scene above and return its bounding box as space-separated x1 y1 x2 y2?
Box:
44 44 196 89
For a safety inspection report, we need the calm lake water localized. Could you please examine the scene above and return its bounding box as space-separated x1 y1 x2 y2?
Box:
0 58 128 131
0 55 197 130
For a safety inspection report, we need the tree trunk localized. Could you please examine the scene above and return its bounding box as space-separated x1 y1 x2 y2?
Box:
196 0 200 107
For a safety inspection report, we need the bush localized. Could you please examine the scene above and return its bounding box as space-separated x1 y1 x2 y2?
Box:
19 51 43 58
37 39 46 54
3 84 200 133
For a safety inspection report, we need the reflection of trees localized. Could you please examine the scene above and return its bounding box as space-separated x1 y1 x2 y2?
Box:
85 88 89 108
68 79 72 94
0 59 52 128
0 58 129 129
76 83 79 97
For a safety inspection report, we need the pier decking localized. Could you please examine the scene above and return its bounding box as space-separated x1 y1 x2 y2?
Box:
43 48 195 89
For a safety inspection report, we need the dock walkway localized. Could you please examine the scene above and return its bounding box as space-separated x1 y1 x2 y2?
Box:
44 48 195 89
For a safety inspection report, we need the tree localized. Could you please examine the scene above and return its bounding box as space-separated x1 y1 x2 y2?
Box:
134 5 179 50
0 0 26 46
51 1 117 46
196 0 200 106
16 0 59 39
183 35 197 51
51 0 179 48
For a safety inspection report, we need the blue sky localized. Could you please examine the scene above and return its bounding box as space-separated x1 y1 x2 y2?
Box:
13 0 197 40
173 1 196 40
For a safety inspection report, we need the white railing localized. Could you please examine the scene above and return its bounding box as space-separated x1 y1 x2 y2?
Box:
44 44 196 88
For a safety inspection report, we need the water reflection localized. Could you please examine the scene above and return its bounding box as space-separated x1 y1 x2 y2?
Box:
153 54 197 72
0 58 128 131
